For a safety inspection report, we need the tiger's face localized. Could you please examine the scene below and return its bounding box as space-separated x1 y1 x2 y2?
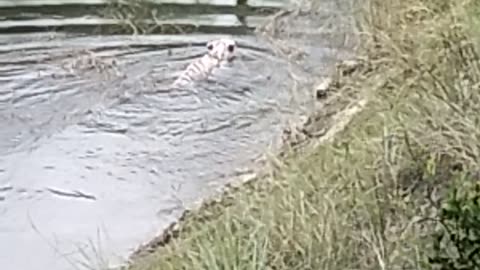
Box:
206 38 236 63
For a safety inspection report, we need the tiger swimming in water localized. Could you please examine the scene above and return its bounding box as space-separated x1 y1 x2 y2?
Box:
171 38 237 88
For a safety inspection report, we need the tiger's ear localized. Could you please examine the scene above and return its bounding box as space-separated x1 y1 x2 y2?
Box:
206 42 214 50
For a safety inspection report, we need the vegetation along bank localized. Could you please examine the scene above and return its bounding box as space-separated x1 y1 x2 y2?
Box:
127 0 480 269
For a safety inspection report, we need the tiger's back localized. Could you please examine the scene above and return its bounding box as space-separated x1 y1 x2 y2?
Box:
171 38 237 88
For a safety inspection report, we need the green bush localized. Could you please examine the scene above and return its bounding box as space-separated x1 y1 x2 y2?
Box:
428 178 480 270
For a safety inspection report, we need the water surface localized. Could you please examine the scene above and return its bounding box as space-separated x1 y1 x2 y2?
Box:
0 0 356 269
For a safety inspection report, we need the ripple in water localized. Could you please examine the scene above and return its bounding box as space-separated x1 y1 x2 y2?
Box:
0 33 303 270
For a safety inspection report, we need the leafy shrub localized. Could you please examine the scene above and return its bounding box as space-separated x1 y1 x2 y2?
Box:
428 178 480 270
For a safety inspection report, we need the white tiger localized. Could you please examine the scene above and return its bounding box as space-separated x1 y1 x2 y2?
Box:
171 38 237 88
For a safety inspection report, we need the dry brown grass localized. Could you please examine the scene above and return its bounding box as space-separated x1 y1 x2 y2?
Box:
125 0 480 269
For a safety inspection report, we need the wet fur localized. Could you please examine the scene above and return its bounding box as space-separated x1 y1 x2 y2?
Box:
172 38 236 88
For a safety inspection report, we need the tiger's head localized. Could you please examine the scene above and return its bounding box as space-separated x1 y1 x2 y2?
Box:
206 38 237 63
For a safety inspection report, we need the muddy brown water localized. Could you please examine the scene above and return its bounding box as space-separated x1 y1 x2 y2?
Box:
0 1 356 269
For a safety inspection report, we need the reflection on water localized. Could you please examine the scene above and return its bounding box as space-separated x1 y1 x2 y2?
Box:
0 0 356 269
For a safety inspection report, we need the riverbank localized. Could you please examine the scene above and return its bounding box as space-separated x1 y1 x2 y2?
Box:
126 0 480 269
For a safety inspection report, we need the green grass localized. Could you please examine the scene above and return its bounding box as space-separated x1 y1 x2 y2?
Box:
127 0 480 269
